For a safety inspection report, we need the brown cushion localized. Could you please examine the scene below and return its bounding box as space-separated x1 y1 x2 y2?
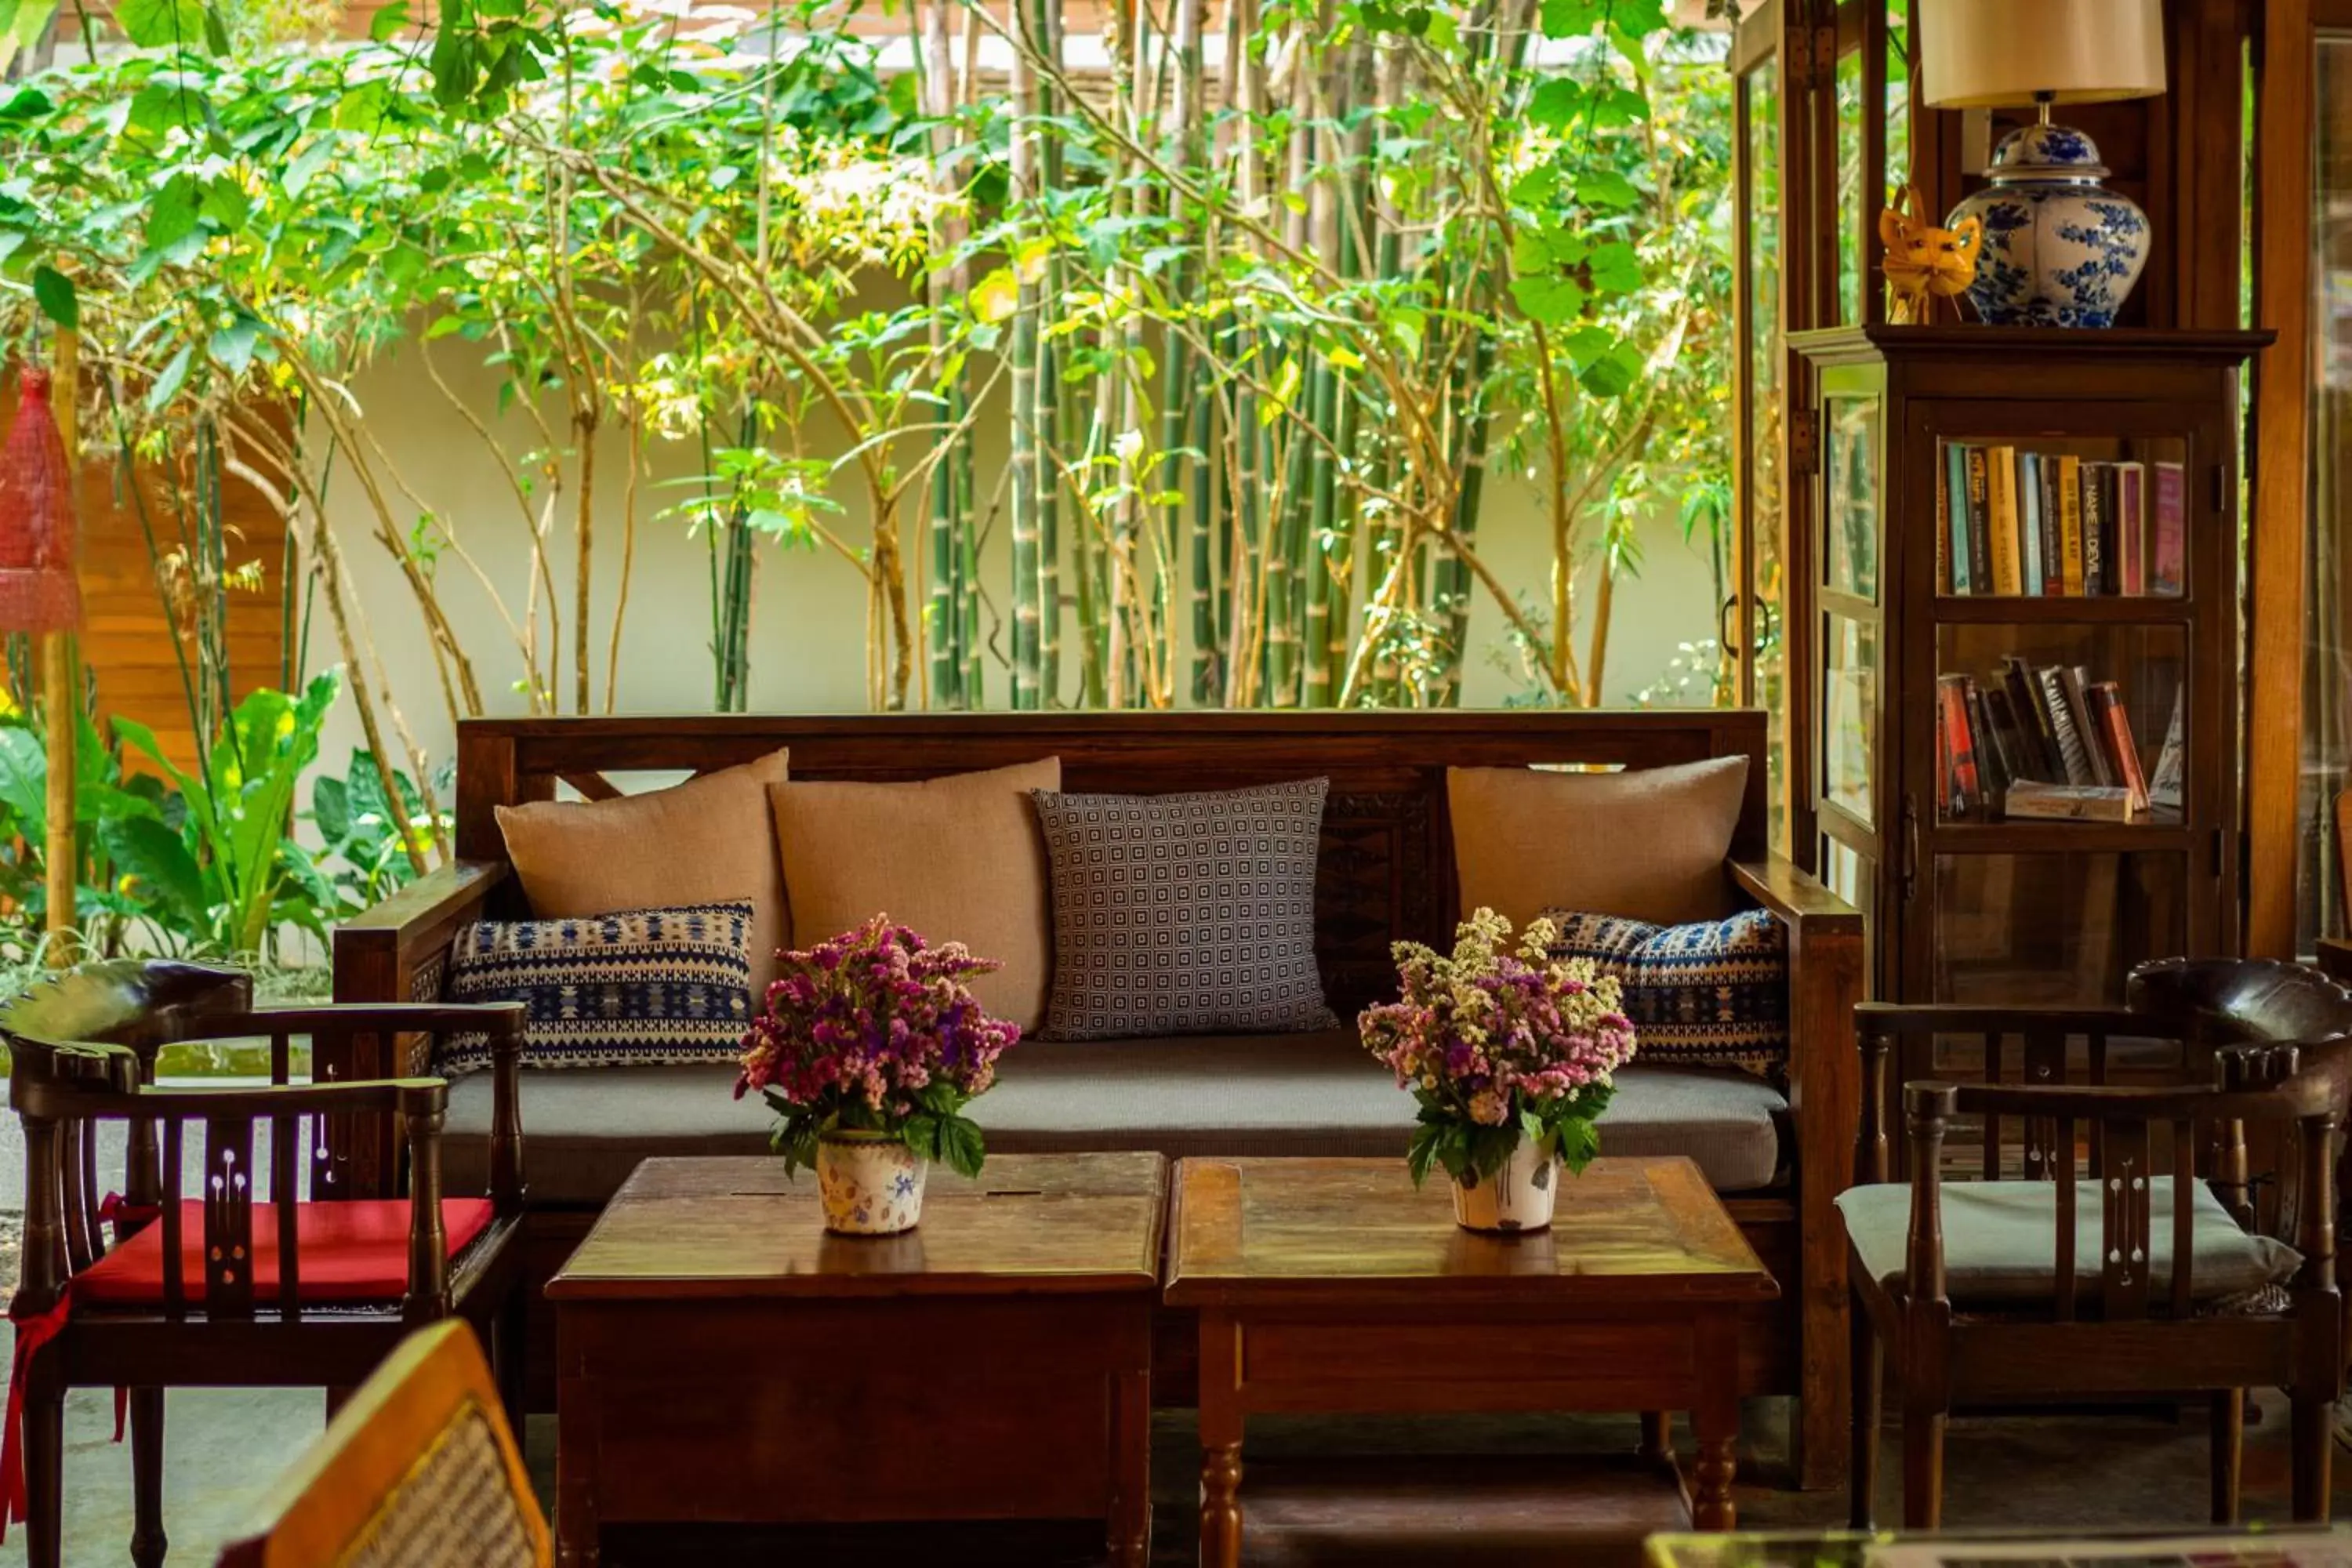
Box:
494 748 791 993
1447 756 1748 931
768 758 1059 1035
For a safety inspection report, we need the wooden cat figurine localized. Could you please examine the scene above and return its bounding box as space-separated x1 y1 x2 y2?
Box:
1880 184 1982 325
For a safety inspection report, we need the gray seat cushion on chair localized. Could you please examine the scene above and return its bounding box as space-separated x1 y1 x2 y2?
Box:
1837 1178 2301 1307
442 1031 1788 1206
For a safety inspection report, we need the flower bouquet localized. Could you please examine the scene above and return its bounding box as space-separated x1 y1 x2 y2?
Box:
1358 908 1638 1232
735 915 1021 1235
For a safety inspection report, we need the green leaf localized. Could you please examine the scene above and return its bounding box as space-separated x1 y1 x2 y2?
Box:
209 315 260 376
1584 240 1642 295
935 1114 985 1179
145 172 201 256
115 0 207 49
147 343 193 411
1576 172 1643 212
310 772 350 844
1510 273 1583 326
1525 78 1585 131
1552 1114 1602 1175
283 135 337 199
31 264 76 331
368 0 408 39
99 814 209 930
201 0 229 54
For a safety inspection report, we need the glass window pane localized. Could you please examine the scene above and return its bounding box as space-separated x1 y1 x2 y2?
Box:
1886 3 1910 201
2303 35 2352 952
1933 851 2187 1005
1826 394 1879 600
1744 57 1788 855
1836 45 1865 324
1935 623 2187 826
1824 614 1877 826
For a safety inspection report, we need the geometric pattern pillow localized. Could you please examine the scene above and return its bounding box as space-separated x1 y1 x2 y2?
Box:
437 902 756 1075
1541 906 1789 1074
1029 779 1341 1040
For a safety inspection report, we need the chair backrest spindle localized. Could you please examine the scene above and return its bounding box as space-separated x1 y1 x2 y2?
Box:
162 1117 186 1317
204 1115 257 1318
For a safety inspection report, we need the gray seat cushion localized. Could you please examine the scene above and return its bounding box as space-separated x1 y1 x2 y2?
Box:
444 1031 1788 1205
1837 1178 2301 1307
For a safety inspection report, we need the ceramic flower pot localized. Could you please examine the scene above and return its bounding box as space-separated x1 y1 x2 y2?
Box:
1450 1137 1560 1233
815 1130 927 1236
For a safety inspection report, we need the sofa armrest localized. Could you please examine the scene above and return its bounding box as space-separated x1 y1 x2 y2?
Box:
1730 853 1864 1491
330 859 509 1196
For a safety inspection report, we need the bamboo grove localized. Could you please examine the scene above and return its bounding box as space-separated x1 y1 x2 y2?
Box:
0 0 1733 764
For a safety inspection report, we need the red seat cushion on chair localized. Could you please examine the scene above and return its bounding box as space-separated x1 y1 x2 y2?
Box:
74 1199 496 1307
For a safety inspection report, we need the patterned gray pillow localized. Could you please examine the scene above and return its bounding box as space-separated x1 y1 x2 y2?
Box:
1030 779 1340 1040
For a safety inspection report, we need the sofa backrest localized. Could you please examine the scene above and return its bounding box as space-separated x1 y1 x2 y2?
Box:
452 710 1769 1019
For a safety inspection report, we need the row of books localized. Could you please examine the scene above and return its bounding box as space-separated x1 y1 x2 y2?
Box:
1936 656 2185 822
1937 444 2186 598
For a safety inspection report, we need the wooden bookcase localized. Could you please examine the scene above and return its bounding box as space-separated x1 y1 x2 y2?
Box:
1788 326 2269 1005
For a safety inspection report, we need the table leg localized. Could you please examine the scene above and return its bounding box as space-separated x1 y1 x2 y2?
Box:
1109 1363 1152 1568
1691 1312 1740 1532
556 1330 600 1568
1198 1310 1244 1568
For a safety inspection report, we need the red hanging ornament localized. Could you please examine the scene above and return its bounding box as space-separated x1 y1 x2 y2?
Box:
0 368 82 633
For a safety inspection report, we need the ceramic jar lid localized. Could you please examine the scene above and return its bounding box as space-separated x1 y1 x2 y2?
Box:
1986 122 2111 182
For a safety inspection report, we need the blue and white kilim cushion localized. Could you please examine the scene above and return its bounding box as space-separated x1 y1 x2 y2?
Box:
438 901 756 1075
1541 906 1789 1074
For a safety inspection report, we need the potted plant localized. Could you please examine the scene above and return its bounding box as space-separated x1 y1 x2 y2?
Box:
1358 909 1639 1233
735 916 1021 1235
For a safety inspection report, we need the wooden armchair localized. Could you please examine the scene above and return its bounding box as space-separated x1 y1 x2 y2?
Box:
1 960 530 1568
214 1320 550 1568
1844 960 2352 1531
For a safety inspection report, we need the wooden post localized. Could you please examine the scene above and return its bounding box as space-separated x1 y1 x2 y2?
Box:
40 325 78 967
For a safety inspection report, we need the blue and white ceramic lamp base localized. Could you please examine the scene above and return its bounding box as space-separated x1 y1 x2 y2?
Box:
1947 122 2150 328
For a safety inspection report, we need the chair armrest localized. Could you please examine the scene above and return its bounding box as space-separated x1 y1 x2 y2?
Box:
1729 855 1864 937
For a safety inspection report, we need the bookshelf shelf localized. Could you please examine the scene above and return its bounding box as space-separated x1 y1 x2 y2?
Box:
1929 596 2196 626
1792 325 2262 1008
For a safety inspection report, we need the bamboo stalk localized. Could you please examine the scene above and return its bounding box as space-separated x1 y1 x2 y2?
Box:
39 327 76 962
1035 0 1068 707
917 0 964 709
1007 0 1043 710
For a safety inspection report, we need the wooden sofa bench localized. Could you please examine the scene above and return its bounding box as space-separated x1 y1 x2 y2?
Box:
328 710 1866 1489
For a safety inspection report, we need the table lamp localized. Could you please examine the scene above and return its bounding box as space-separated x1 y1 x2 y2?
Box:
1919 0 2166 327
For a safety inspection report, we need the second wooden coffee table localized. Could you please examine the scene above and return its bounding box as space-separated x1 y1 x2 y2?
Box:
1164 1155 1777 1565
547 1152 1166 1566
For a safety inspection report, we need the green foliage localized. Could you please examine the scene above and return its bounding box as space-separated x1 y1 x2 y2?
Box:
109 672 342 955
308 750 448 913
1406 1080 1616 1187
763 1080 989 1180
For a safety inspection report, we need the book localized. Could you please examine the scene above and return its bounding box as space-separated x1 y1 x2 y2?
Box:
1935 444 1952 593
2002 655 2062 778
2019 452 2045 596
1936 673 1980 818
2079 461 2107 595
2056 454 2084 595
2058 665 2113 788
2151 459 2186 595
1963 677 2006 796
2002 780 2138 822
1962 446 1992 595
1981 684 2040 787
2147 691 2187 812
1945 443 1973 593
2038 665 2097 786
2115 460 2146 595
2035 456 2063 600
1987 445 2023 596
2087 680 2151 814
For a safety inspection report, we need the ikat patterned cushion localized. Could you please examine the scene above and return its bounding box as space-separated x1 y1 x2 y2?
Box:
1030 779 1340 1040
438 901 756 1075
1541 906 1789 1075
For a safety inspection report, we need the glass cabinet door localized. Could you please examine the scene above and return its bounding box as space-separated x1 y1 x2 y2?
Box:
1731 1 1791 855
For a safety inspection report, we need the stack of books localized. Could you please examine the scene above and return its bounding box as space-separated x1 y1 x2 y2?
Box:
1938 444 2186 597
1936 656 2185 822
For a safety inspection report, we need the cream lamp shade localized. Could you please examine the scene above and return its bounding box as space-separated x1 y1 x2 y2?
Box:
1918 0 2166 109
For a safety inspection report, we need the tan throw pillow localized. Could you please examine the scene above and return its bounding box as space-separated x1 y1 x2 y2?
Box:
495 747 792 993
768 758 1060 1036
1446 756 1749 933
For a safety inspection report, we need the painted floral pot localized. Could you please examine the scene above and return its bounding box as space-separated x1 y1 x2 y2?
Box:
1947 122 2149 328
1450 1138 1561 1233
815 1130 927 1236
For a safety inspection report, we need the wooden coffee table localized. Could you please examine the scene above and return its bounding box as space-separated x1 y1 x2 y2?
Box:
1164 1155 1777 1565
546 1152 1167 1566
